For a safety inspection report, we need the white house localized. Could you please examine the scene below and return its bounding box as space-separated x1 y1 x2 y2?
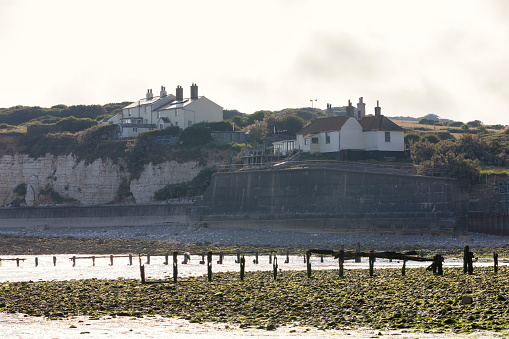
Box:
295 98 405 160
119 84 223 138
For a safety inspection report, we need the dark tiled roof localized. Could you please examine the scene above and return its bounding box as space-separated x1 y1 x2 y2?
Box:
359 115 404 131
297 116 350 135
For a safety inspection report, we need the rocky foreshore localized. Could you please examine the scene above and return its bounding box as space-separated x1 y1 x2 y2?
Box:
1 222 508 253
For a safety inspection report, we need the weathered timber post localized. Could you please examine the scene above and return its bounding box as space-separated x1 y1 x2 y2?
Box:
285 250 289 264
35 257 38 267
146 255 150 265
217 252 223 264
433 254 444 276
207 251 212 282
16 258 20 267
236 252 240 264
53 256 57 266
369 251 375 277
320 254 324 263
139 254 145 284
355 242 361 263
183 253 190 264
200 254 205 265
240 256 245 281
273 256 278 280
129 254 133 266
173 252 178 283
92 256 95 266
269 253 272 264
72 256 76 267
303 254 306 263
402 255 407 276
306 251 311 278
254 252 259 264
463 246 469 274
338 250 344 277
110 255 113 266
164 254 169 265
494 252 498 273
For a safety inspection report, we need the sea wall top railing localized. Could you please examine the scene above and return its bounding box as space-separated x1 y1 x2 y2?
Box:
218 160 451 178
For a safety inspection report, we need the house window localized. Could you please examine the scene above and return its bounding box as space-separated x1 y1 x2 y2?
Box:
133 128 137 132
325 132 330 144
312 137 319 144
385 132 391 142
188 120 192 127
175 122 179 126
160 124 163 129
304 138 309 145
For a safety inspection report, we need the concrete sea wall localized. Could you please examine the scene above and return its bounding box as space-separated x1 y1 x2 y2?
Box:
200 167 470 234
0 203 194 229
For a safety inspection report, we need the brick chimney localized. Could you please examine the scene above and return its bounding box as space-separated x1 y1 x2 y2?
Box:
357 97 366 120
190 83 198 100
346 100 355 117
325 103 333 117
146 89 153 100
176 85 183 101
375 101 381 117
160 86 167 97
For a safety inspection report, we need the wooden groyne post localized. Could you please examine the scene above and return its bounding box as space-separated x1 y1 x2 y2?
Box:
240 255 245 281
494 252 498 273
207 251 212 282
273 256 278 280
173 252 178 283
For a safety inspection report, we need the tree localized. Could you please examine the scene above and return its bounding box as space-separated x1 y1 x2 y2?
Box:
246 111 267 125
245 120 267 143
467 120 483 128
419 118 439 126
279 115 305 135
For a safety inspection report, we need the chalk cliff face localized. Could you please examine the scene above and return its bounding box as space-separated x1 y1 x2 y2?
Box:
0 153 220 206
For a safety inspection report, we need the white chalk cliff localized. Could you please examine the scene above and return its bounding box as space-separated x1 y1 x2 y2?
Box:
0 153 220 206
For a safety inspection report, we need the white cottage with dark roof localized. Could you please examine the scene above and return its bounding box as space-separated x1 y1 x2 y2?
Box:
295 98 405 160
120 84 222 138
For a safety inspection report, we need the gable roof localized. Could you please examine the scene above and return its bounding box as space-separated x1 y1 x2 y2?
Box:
359 115 404 132
297 116 350 135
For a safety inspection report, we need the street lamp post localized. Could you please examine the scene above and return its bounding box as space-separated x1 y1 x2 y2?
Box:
310 99 317 108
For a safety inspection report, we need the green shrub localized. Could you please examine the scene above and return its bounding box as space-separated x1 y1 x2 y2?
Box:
13 183 27 196
421 134 440 144
404 133 420 144
153 167 216 200
54 116 98 133
178 123 213 146
39 188 76 204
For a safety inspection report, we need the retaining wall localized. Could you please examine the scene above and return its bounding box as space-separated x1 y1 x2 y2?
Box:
200 167 469 234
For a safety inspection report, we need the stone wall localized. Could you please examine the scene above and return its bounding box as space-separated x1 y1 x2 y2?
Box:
200 167 469 234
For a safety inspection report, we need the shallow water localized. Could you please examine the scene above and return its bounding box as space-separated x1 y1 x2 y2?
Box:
1 253 505 283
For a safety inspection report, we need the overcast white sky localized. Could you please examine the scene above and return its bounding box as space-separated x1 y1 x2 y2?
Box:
1 0 508 124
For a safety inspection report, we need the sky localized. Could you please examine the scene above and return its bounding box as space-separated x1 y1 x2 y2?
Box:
1 0 508 124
